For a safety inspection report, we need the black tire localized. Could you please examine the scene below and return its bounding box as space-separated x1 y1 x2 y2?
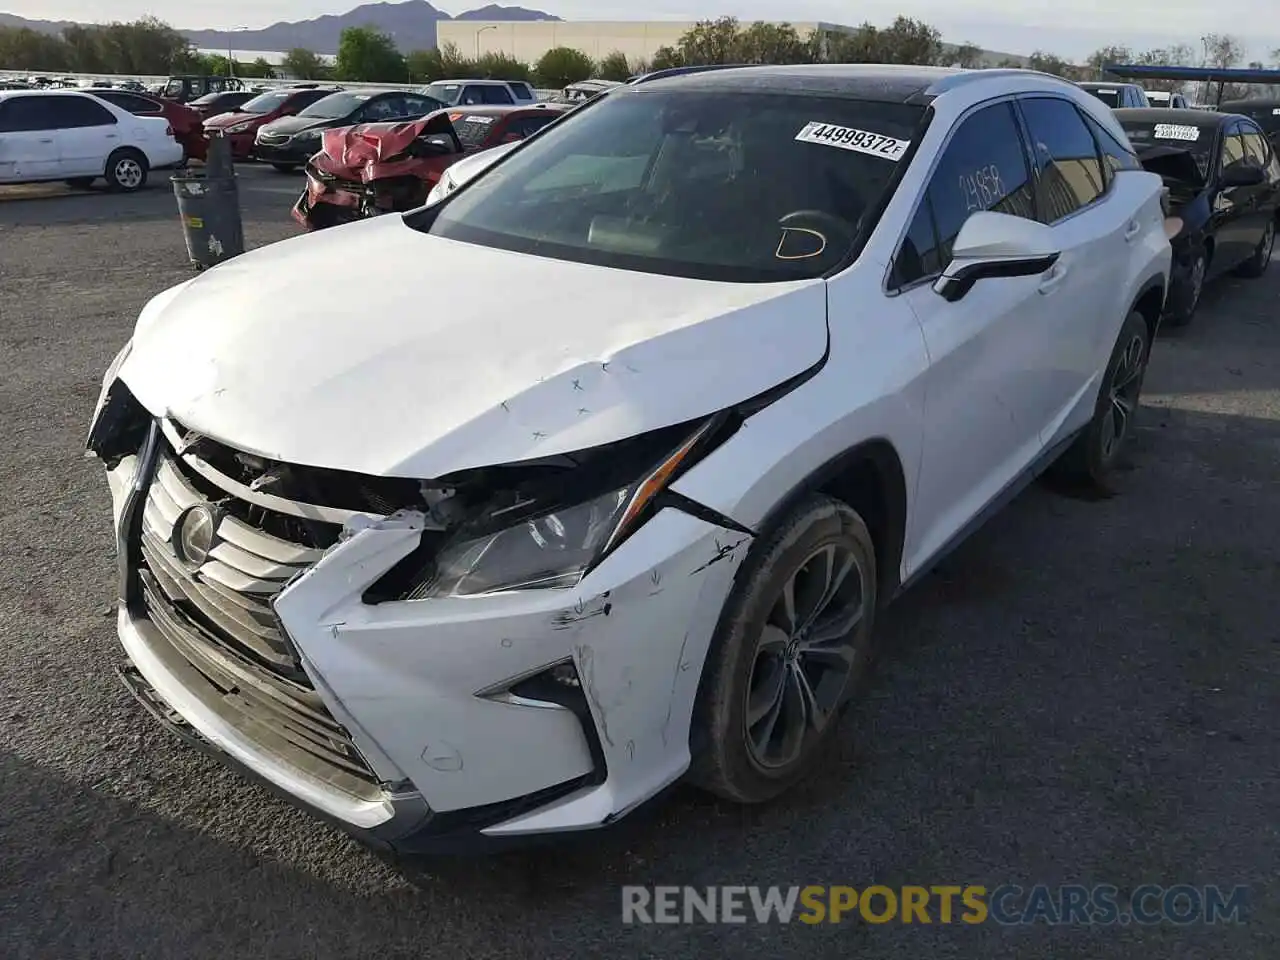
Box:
272 162 300 173
1234 218 1275 279
64 177 95 189
1163 246 1206 328
1050 310 1150 493
104 148 148 192
687 494 877 804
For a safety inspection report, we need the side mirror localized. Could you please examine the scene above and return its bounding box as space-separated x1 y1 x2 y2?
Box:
1221 162 1265 187
933 211 1062 303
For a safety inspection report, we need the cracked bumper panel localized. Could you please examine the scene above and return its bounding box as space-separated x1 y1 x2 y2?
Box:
272 505 749 836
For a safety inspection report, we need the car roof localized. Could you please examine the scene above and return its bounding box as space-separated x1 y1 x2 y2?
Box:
429 78 519 86
1079 81 1140 89
449 104 569 117
1219 97 1280 109
1114 107 1228 127
630 63 967 103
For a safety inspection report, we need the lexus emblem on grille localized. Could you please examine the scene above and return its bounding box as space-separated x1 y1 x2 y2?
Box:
172 504 221 571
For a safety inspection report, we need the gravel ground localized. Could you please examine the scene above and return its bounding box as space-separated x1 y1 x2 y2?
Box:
0 169 1277 959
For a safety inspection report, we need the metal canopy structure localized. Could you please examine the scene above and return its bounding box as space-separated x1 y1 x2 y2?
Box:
1104 63 1280 106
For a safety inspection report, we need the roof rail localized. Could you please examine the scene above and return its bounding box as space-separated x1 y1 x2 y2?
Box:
626 63 757 85
924 67 1078 96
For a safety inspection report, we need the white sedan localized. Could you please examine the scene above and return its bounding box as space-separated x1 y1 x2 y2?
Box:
88 65 1170 862
0 89 182 191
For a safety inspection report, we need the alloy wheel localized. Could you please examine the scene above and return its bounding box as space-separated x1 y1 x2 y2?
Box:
1188 255 1205 312
1261 221 1276 266
115 158 143 189
1100 333 1146 462
744 543 865 770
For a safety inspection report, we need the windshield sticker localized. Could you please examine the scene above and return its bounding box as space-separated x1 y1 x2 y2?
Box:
1098 89 1116 94
462 115 494 124
1154 123 1200 141
795 121 909 160
1273 108 1280 115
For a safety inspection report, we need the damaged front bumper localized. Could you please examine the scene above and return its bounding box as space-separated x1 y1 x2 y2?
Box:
99 414 749 855
292 165 371 231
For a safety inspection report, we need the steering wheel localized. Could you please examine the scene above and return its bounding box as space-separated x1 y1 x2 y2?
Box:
776 209 857 261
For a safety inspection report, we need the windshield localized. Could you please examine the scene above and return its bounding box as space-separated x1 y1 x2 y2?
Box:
411 88 923 282
240 89 293 114
425 82 462 105
300 92 370 118
1120 119 1215 178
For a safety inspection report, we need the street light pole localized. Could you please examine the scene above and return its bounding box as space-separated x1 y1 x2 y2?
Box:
475 24 498 60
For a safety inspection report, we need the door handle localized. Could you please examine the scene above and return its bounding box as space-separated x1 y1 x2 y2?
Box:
38 138 54 143
1124 220 1142 242
105 133 119 139
1038 263 1069 295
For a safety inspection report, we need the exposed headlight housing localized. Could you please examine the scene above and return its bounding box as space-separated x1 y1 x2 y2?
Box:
371 418 722 601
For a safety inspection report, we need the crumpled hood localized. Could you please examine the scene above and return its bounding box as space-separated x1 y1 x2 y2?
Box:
118 216 829 479
320 119 432 169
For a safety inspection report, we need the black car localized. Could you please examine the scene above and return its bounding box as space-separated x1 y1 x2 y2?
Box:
1116 108 1280 325
1217 98 1280 148
253 89 446 171
1079 82 1150 109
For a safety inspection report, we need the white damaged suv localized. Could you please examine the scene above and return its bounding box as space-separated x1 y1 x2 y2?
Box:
88 65 1170 860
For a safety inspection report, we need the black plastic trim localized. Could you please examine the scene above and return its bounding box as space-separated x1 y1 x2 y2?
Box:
935 252 1060 303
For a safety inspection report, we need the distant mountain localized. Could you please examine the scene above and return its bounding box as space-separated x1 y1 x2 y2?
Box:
0 2 561 54
453 4 556 19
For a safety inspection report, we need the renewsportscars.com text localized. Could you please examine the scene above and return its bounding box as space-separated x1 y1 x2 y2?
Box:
621 884 1249 926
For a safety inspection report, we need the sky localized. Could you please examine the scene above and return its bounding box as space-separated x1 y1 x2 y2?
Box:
5 0 1280 63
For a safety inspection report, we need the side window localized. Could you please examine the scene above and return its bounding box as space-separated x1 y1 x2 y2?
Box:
44 96 116 129
891 101 1036 287
1019 96 1107 223
1081 111 1142 178
0 96 56 132
163 79 184 99
1241 124 1270 167
459 86 484 106
116 93 158 115
509 83 534 101
363 96 400 120
517 114 557 137
480 85 513 105
400 94 437 117
1219 121 1247 171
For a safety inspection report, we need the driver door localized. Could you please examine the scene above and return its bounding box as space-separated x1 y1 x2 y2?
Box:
1211 121 1251 272
893 100 1059 567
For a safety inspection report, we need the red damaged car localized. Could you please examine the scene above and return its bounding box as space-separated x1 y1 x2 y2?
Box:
204 86 342 161
292 103 570 230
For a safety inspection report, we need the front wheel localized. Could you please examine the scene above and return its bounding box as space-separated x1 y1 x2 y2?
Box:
687 495 877 804
1164 247 1205 327
1050 310 1150 493
1234 218 1275 279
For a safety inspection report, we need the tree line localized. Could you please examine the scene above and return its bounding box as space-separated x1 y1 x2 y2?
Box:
2 15 1277 101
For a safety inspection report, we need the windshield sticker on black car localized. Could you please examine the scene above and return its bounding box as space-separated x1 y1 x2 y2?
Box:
794 122 909 160
1154 123 1200 141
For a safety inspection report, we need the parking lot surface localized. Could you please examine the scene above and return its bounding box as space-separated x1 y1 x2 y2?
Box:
0 168 1276 958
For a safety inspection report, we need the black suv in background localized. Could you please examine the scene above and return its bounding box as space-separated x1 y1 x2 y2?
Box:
1079 81 1151 108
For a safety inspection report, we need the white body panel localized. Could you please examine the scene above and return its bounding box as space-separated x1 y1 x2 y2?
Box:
118 215 829 478
95 68 1172 842
0 90 181 184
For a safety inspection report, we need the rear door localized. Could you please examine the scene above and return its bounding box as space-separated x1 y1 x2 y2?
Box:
0 95 61 181
1016 95 1137 441
1239 120 1278 249
52 95 120 176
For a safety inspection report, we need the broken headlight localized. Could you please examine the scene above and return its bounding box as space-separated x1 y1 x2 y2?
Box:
406 418 720 599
